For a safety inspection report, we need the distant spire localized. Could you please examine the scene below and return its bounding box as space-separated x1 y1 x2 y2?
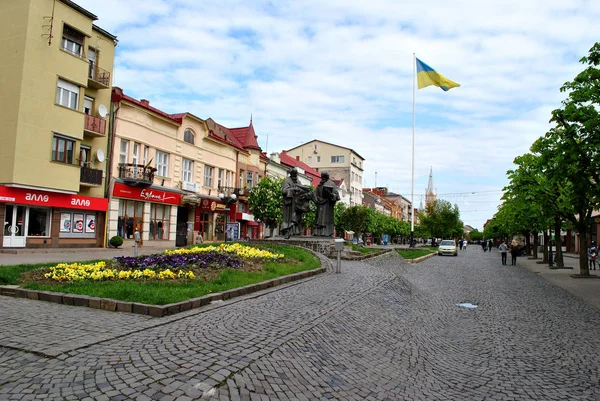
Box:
426 166 435 195
250 113 253 125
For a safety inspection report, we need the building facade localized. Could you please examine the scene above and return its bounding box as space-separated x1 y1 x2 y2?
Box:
285 140 364 206
0 0 116 249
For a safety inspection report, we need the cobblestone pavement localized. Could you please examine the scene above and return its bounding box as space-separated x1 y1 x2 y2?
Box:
1 250 600 400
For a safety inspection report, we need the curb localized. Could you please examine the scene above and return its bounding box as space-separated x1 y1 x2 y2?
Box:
327 248 393 261
0 267 326 317
405 251 438 264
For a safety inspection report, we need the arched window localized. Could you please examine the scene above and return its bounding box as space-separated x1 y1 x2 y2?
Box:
184 128 195 145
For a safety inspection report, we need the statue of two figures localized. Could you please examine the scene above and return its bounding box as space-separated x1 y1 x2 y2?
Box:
281 168 340 239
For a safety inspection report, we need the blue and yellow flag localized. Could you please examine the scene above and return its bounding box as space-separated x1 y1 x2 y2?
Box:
416 58 460 91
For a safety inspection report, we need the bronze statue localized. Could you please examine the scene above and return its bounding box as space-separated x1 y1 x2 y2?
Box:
281 168 312 238
313 171 340 236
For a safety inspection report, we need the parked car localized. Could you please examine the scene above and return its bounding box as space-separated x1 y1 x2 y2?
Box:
438 240 458 256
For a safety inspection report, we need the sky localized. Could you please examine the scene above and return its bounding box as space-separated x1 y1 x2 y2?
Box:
78 0 600 230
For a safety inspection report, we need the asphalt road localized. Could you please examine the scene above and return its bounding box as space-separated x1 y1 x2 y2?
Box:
1 248 599 400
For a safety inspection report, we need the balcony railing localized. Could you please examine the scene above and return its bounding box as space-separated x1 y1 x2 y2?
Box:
118 163 156 187
84 114 106 136
80 166 103 186
88 61 111 89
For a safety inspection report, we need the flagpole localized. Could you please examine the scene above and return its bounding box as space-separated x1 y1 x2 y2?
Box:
409 53 416 248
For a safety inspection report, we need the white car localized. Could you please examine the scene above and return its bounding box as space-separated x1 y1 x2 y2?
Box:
438 240 458 256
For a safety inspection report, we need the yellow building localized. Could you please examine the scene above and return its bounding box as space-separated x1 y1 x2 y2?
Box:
0 0 116 249
286 140 365 206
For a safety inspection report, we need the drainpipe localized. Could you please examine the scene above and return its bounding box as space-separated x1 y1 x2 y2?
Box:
103 92 120 247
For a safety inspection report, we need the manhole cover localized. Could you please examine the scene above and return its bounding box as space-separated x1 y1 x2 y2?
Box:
456 302 478 309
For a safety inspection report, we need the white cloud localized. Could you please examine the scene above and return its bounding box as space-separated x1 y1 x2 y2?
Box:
76 0 600 229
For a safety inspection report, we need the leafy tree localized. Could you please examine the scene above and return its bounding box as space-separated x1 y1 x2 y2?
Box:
535 42 600 275
334 202 347 236
248 177 283 233
469 229 483 242
419 199 462 239
340 205 372 239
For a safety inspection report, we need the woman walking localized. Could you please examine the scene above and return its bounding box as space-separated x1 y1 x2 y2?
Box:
589 241 598 270
510 239 519 265
498 240 508 265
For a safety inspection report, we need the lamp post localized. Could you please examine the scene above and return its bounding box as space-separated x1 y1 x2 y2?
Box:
219 190 237 242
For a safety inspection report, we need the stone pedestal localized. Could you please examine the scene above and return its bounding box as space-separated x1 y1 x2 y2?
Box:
262 236 336 256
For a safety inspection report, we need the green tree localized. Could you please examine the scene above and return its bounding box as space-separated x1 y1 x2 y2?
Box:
536 42 600 275
419 199 462 239
334 202 347 236
340 205 371 240
248 177 283 233
469 229 483 242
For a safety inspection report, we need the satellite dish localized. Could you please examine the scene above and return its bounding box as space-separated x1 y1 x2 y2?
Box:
98 104 108 118
96 149 105 163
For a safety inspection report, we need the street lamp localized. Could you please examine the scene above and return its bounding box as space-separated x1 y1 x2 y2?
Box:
219 190 237 242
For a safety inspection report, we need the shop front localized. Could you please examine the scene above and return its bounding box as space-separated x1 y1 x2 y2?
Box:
109 182 182 247
194 198 230 242
0 186 108 249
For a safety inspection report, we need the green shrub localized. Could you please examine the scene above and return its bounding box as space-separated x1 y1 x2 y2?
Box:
109 235 124 248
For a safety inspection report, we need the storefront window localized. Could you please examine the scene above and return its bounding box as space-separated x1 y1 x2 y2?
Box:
149 204 170 240
118 200 143 239
27 207 50 236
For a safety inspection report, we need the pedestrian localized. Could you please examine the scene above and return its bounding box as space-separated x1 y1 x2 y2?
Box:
488 239 493 252
588 241 598 270
482 241 487 251
498 240 508 265
510 239 519 265
463 239 467 250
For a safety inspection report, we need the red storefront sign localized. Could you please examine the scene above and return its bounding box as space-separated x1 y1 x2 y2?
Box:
0 186 108 211
198 198 226 212
113 183 181 205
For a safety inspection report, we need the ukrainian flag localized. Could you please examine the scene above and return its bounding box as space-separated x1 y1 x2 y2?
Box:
416 58 460 91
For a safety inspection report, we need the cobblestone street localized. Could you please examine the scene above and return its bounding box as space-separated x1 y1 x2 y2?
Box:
1 249 599 400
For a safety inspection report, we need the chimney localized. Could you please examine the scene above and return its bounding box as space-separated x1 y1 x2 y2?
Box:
140 99 150 106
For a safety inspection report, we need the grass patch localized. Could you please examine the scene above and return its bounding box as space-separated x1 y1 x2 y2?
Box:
1 244 320 305
345 242 381 254
396 248 435 260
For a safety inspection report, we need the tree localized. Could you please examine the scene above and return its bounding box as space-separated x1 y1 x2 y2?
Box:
248 177 283 234
334 202 347 236
419 199 462 239
340 205 371 240
469 229 483 242
538 42 600 275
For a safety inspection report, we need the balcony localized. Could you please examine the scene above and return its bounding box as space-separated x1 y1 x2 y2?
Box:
84 114 106 137
233 187 251 198
88 61 111 89
118 163 156 188
80 166 103 186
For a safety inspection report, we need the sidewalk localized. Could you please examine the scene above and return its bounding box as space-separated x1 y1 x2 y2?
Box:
517 252 600 310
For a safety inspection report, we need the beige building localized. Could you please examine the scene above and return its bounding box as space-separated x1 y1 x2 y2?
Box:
285 140 365 206
108 88 267 247
0 0 116 249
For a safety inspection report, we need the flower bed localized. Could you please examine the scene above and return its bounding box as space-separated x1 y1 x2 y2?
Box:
42 244 285 283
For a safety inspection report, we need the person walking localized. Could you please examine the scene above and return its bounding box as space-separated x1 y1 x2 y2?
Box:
488 239 493 252
510 239 519 265
498 240 508 265
588 241 598 270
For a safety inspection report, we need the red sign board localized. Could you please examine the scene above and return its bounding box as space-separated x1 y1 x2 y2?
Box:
113 183 181 205
198 198 226 212
0 186 108 211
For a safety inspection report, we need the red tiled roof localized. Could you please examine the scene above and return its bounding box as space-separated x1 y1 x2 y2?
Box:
229 122 261 150
111 87 180 123
279 151 321 187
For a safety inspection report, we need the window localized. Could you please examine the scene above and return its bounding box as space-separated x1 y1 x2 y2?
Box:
149 204 170 240
56 79 79 110
182 159 193 183
317 156 321 163
132 142 140 166
218 169 224 188
239 171 244 188
307 156 312 163
184 129 195 144
204 165 214 187
27 208 50 236
83 96 93 115
79 145 91 166
156 151 169 177
225 171 231 187
143 145 149 166
51 134 75 164
119 140 129 164
331 155 345 163
246 171 253 189
61 25 84 57
118 200 144 239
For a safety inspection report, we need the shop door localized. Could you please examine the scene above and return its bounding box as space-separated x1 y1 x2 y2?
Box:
3 205 27 247
175 207 189 247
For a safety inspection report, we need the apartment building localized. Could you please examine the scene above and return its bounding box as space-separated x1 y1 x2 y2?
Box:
107 88 267 246
0 0 116 249
285 140 365 206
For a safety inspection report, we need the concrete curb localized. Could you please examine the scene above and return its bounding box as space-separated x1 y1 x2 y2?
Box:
0 267 326 317
405 251 438 264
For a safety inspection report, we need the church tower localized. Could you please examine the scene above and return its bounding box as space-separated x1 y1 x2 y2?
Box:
425 167 437 209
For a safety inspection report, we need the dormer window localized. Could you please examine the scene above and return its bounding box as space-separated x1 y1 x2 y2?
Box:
184 128 195 144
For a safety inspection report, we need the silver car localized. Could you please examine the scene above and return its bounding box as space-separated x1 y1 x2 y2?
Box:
438 240 458 256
